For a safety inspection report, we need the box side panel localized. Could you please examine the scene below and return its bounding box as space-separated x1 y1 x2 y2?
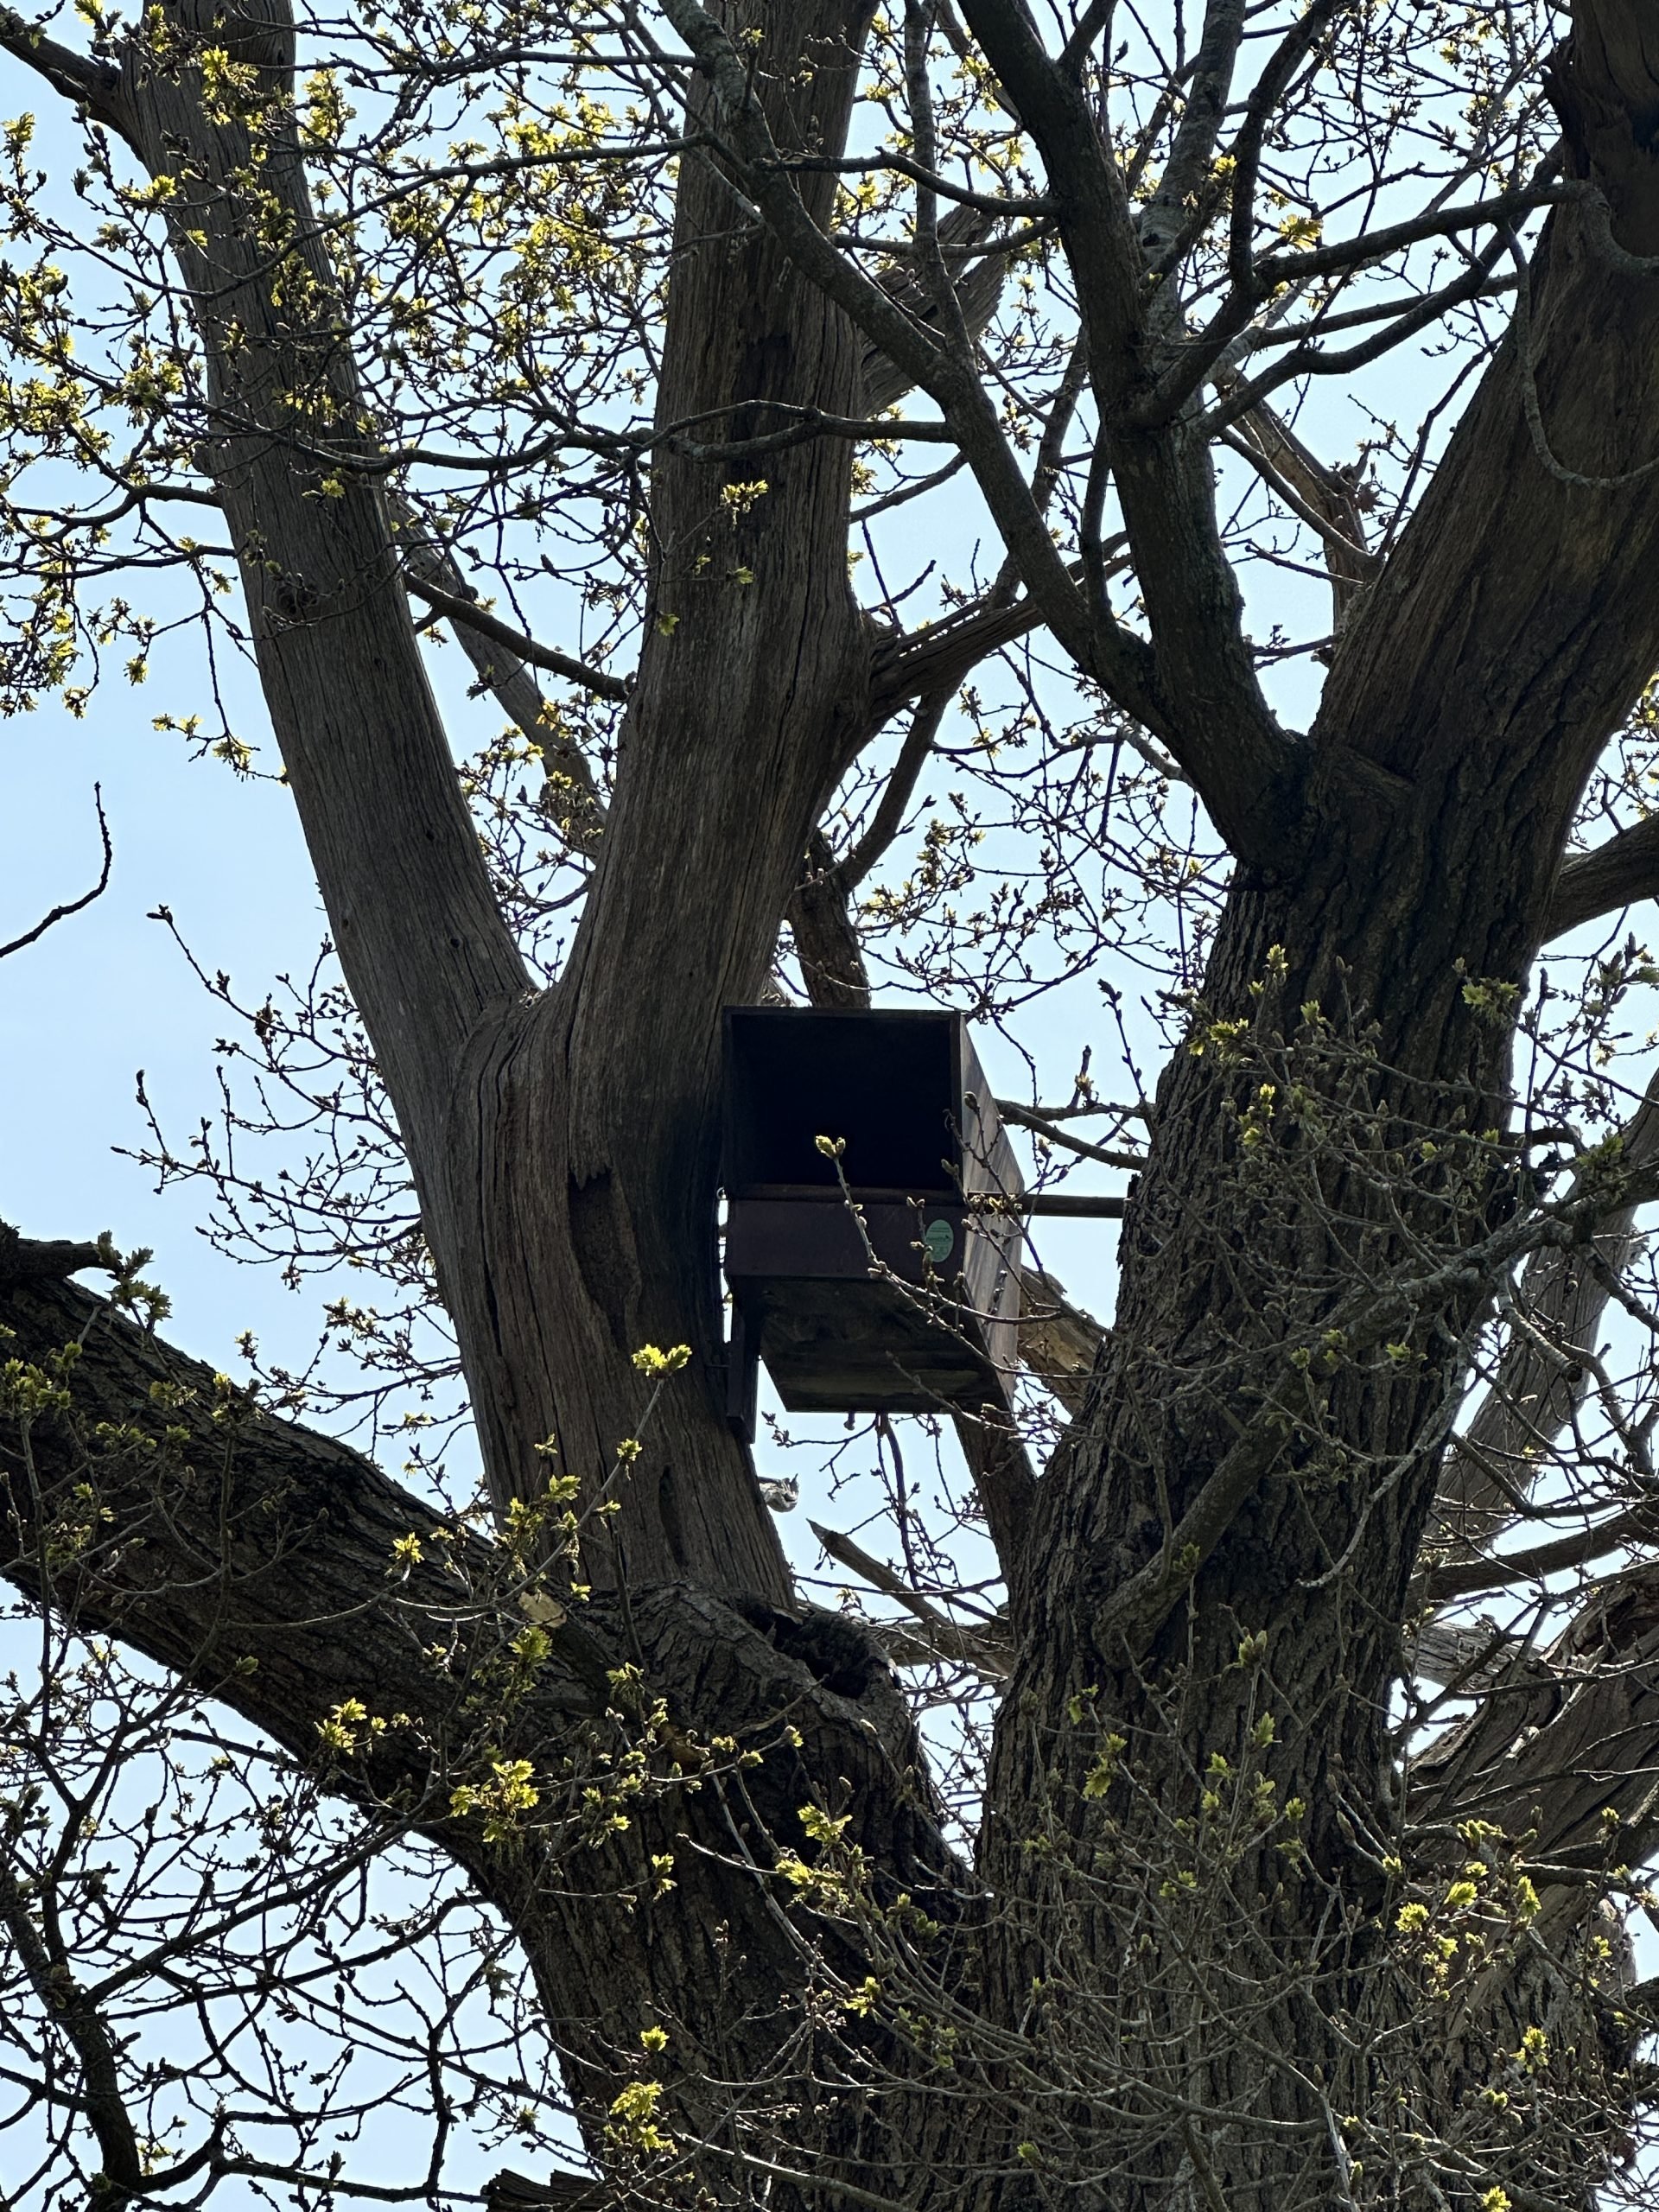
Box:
957 1030 1025 1204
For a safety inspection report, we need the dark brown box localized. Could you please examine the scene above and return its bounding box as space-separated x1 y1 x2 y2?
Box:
721 1006 1023 1432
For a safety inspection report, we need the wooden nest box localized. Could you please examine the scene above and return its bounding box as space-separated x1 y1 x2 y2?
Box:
721 1006 1023 1434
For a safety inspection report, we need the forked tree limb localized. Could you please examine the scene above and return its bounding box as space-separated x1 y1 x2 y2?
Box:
946 0 1303 863
660 0 1306 868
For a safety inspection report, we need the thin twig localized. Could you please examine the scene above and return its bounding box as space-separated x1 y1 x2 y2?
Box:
0 785 113 961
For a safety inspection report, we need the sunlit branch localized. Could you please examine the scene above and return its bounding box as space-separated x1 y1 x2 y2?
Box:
0 6 131 139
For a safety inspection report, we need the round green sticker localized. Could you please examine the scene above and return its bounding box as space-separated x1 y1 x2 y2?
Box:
922 1217 955 1265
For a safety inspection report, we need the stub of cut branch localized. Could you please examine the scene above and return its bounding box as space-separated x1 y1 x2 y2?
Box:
0 1223 119 1287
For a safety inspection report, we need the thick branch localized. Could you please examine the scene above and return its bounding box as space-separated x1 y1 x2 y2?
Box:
1314 3 1659 880
0 1267 967 2171
868 567 1118 719
1015 1264 1109 1414
809 1518 1011 1676
0 1853 143 2207
785 826 872 1007
99 5 530 1176
0 7 131 137
1433 1069 1659 1549
401 565 628 708
997 1099 1144 1172
1413 1563 1659 1886
0 1226 118 1286
1426 1495 1659 1599
1548 813 1659 938
860 202 1016 414
1136 0 1247 268
1226 404 1381 629
951 0 1305 865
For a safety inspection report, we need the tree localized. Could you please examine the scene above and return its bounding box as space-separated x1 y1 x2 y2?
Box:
3 0 1659 2199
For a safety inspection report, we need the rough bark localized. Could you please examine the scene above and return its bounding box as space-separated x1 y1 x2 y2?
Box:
967 18 1659 2202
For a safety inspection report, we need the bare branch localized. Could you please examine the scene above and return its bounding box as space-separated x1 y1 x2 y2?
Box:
401 569 629 706
0 783 112 961
1548 813 1659 938
842 691 950 886
1427 1497 1659 1600
1136 0 1248 269
1433 1070 1659 1550
997 1098 1146 1171
809 1518 1011 1677
0 1853 144 2206
952 0 1306 864
1224 409 1381 626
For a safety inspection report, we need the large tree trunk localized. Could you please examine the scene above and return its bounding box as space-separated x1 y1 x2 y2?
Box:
431 0 879 1587
54 0 972 2189
975 124 1659 2204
